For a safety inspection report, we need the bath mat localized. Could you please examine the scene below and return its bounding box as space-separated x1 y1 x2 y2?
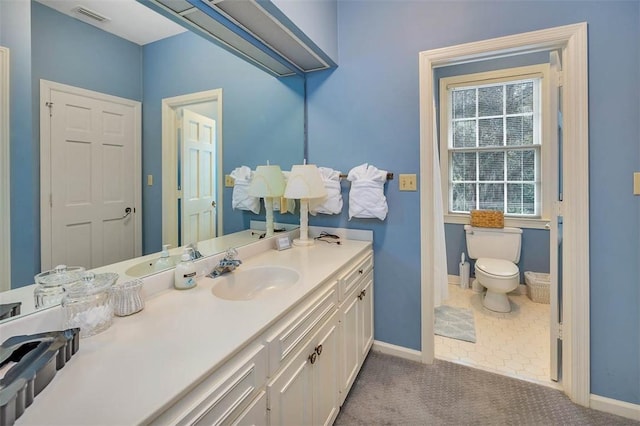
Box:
434 305 476 343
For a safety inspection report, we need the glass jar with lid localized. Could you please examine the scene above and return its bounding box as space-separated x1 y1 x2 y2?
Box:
62 272 118 338
34 265 86 309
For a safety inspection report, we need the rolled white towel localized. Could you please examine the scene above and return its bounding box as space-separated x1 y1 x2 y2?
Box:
348 163 388 220
230 166 260 214
310 167 343 215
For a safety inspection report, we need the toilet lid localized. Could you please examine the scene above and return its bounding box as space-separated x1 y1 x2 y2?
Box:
475 258 518 277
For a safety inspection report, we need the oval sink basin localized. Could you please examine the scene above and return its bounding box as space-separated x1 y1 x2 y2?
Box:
125 255 182 277
211 266 300 301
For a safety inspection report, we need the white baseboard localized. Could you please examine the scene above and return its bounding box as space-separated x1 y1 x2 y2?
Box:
371 340 422 363
590 394 640 421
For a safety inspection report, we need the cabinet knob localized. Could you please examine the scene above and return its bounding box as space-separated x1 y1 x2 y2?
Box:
358 269 363 274
361 289 367 297
308 352 317 364
315 344 323 356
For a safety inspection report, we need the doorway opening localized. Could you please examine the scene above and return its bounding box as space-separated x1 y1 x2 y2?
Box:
161 89 223 248
419 23 590 406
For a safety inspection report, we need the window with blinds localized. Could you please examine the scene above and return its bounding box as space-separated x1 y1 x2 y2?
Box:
443 73 542 217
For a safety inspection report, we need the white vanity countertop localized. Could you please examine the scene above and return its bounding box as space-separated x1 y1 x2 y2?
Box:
13 239 372 426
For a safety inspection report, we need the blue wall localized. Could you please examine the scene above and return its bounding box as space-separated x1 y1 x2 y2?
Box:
142 31 304 252
306 0 640 405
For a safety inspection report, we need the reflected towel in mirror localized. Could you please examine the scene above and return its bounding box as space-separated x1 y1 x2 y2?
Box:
309 167 343 215
230 166 260 214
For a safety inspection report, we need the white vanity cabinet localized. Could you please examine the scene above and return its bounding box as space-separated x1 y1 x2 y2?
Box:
149 342 268 426
6 238 375 426
338 252 374 405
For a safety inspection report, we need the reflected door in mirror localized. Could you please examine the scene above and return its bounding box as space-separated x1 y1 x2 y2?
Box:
180 108 218 245
44 82 140 270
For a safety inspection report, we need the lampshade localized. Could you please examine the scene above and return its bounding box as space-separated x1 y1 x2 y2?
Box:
248 165 286 198
283 164 327 199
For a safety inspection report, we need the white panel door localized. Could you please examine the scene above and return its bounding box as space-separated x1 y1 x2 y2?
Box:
48 88 137 269
180 109 217 246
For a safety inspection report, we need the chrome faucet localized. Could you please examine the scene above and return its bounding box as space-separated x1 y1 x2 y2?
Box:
208 248 242 278
187 243 203 260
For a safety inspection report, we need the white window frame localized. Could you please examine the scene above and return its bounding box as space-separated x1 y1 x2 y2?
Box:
439 64 552 229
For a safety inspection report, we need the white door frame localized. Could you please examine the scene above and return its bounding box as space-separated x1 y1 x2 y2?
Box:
40 80 143 270
0 46 10 291
419 23 590 405
161 89 223 247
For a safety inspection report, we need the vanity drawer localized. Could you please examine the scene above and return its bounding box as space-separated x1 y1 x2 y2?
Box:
267 281 338 376
151 342 268 426
338 252 373 302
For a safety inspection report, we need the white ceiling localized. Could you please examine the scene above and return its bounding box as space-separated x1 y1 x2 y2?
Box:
36 0 187 45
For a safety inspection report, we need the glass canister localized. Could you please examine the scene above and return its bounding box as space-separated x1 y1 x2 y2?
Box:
111 279 145 317
62 272 118 338
34 265 86 309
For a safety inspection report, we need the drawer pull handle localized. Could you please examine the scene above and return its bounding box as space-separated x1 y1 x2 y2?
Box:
358 289 367 300
308 352 317 364
315 344 323 356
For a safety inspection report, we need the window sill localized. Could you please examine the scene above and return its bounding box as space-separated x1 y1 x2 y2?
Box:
444 214 550 230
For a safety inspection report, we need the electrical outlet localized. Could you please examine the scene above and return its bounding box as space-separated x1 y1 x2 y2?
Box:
225 175 235 187
399 174 417 191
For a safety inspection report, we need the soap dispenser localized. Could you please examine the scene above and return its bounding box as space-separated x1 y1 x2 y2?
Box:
155 244 173 271
174 248 197 290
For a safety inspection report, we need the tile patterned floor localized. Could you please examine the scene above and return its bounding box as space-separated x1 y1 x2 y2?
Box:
435 284 561 389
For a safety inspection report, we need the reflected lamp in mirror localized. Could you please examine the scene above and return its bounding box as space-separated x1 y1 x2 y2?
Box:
284 164 327 246
248 165 286 237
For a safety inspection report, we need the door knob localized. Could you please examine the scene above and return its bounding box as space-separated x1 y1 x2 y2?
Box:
211 201 216 208
121 207 132 219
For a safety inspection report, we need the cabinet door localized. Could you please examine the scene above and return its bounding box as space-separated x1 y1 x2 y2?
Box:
267 346 314 426
312 316 340 426
359 275 374 361
231 391 267 426
268 312 339 426
339 292 360 405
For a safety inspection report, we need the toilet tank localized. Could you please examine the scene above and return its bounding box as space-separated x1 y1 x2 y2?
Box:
464 225 523 263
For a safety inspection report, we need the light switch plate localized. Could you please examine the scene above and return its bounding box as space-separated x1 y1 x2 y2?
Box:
225 175 235 187
399 174 417 191
147 175 153 186
634 172 640 195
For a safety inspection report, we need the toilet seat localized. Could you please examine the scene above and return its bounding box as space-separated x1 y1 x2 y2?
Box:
475 258 519 279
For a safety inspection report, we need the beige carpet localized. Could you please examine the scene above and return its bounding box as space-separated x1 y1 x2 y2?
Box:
335 351 638 425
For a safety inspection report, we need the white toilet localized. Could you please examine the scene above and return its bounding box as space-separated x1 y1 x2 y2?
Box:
464 225 523 313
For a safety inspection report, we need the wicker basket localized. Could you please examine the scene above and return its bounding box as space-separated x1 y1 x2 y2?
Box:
525 271 550 304
470 210 504 228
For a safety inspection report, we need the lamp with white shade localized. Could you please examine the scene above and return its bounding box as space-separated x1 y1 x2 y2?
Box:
248 164 286 237
284 163 327 246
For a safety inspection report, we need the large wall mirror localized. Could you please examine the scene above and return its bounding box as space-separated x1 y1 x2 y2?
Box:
0 0 304 320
